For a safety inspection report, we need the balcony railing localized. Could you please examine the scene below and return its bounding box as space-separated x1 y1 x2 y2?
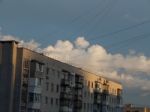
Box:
28 78 41 87
94 87 102 93
102 90 109 95
94 95 101 104
34 71 43 78
74 94 82 101
60 92 73 100
59 107 73 112
75 83 83 89
102 100 109 105
27 102 41 109
61 79 70 86
74 101 82 108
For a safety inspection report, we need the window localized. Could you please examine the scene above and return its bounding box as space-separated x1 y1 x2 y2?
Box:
87 103 89 110
46 75 49 80
91 82 93 88
56 98 59 106
38 78 42 85
28 108 40 112
29 93 41 103
52 69 55 75
35 94 41 102
51 83 54 92
45 96 48 104
88 81 90 88
88 91 90 97
29 93 34 102
91 104 93 111
56 84 59 93
84 103 86 110
51 98 53 105
46 82 49 91
39 64 43 72
91 93 93 99
36 63 44 72
57 71 60 78
46 67 49 74
84 91 87 98
24 59 30 69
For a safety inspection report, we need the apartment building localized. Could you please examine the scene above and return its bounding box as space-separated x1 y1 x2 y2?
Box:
0 40 123 112
124 104 150 112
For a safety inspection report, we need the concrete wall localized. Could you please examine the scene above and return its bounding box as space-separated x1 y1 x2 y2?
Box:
0 41 18 112
0 41 123 112
22 48 123 112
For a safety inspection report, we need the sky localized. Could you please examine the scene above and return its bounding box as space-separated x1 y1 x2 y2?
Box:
0 0 150 106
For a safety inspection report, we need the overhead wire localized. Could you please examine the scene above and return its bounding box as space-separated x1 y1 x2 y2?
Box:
69 0 118 38
47 0 150 52
83 0 119 36
87 19 150 41
47 0 104 38
69 0 105 24
106 32 150 50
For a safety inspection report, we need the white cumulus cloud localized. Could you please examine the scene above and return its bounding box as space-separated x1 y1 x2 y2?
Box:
1 35 150 99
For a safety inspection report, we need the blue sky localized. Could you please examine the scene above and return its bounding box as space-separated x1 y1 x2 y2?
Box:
0 0 150 105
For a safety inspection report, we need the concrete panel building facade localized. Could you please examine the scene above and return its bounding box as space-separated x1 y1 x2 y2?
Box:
0 41 123 112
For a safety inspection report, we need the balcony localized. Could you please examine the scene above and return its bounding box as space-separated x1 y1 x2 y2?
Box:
28 102 41 109
117 97 123 105
94 87 102 93
61 79 70 86
102 90 109 95
28 78 41 87
22 78 28 84
74 101 82 108
116 104 123 108
75 75 83 84
74 94 82 101
28 86 42 94
75 83 83 89
102 100 109 105
75 79 83 84
60 92 73 100
23 68 29 75
28 78 42 93
59 107 73 112
94 95 101 104
34 71 43 78
94 99 101 104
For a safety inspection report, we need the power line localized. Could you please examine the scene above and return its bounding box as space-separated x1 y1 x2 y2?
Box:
48 0 116 39
47 0 104 38
106 32 150 50
69 0 105 24
87 19 150 41
83 0 119 36
70 0 118 38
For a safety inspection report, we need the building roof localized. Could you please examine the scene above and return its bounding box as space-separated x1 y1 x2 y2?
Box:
0 40 19 44
20 47 122 85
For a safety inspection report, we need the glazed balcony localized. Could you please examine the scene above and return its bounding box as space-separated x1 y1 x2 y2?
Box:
75 83 83 89
94 94 101 104
74 101 82 108
59 106 73 112
61 79 70 86
75 75 83 84
94 87 102 93
27 102 41 110
102 89 109 95
74 94 82 101
60 92 73 100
